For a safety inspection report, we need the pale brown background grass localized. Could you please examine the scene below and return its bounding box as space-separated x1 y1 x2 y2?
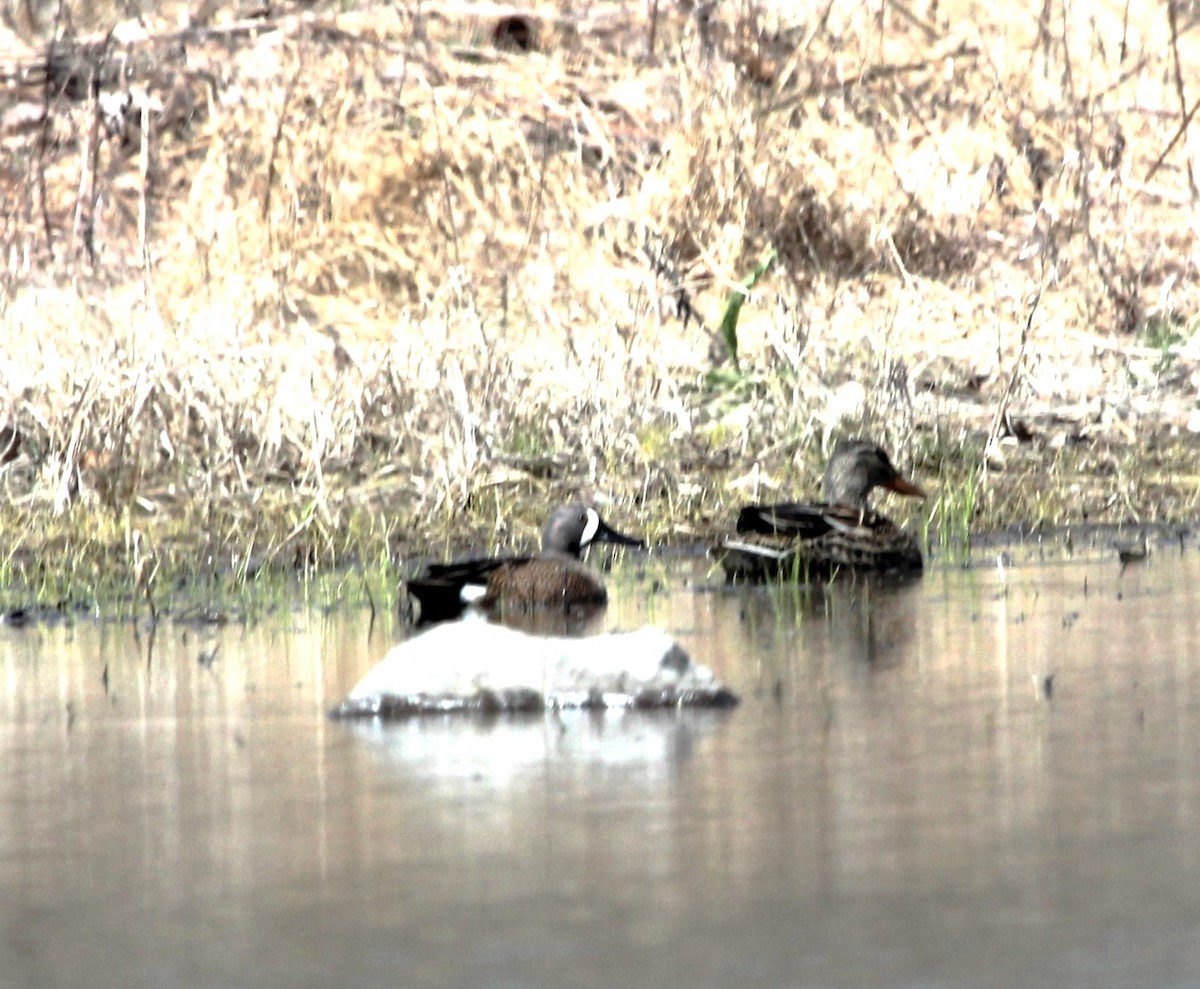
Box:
2 0 1200 592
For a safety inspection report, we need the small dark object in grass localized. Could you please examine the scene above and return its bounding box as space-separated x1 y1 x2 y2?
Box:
0 425 20 465
1116 539 1148 566
492 15 536 52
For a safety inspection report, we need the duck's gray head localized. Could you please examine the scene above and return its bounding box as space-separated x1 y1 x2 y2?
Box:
822 439 926 509
542 504 645 558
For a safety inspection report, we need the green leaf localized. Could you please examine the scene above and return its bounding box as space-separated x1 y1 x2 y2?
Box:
717 246 777 371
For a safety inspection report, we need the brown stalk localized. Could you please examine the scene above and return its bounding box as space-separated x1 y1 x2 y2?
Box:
1162 0 1198 198
986 285 1043 464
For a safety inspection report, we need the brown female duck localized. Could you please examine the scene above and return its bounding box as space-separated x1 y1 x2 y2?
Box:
716 439 926 581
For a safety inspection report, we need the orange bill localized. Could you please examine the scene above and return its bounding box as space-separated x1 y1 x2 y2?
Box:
884 474 926 498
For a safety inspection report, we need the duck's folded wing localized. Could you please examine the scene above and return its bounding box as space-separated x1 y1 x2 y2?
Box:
736 503 837 540
420 556 527 583
736 503 893 539
405 556 533 624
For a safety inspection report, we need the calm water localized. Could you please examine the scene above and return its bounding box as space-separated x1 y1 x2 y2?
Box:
4 541 1200 988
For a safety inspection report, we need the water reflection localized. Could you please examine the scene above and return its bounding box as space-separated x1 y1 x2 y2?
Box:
345 710 726 781
3 545 1200 987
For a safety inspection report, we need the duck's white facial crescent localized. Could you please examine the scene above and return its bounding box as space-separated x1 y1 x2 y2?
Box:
580 508 601 548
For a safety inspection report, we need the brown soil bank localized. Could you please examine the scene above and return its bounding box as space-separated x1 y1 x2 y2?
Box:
1 1 1199 602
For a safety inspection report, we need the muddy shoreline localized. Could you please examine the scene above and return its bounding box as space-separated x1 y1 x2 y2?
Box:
0 497 1190 625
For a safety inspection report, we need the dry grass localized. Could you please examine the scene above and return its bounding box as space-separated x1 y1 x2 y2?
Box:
2 0 1200 601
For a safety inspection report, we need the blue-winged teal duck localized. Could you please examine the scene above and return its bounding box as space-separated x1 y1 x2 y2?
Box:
715 438 926 581
405 504 645 624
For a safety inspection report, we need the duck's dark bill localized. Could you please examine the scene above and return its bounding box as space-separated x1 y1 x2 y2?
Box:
594 519 646 548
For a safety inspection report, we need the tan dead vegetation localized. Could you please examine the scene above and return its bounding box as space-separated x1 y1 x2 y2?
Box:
1 0 1200 599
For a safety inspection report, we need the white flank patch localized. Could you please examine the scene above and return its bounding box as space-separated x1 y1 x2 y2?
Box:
459 583 488 604
579 507 601 548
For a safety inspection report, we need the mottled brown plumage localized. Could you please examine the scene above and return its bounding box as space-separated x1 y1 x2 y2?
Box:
715 439 927 582
480 555 610 611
